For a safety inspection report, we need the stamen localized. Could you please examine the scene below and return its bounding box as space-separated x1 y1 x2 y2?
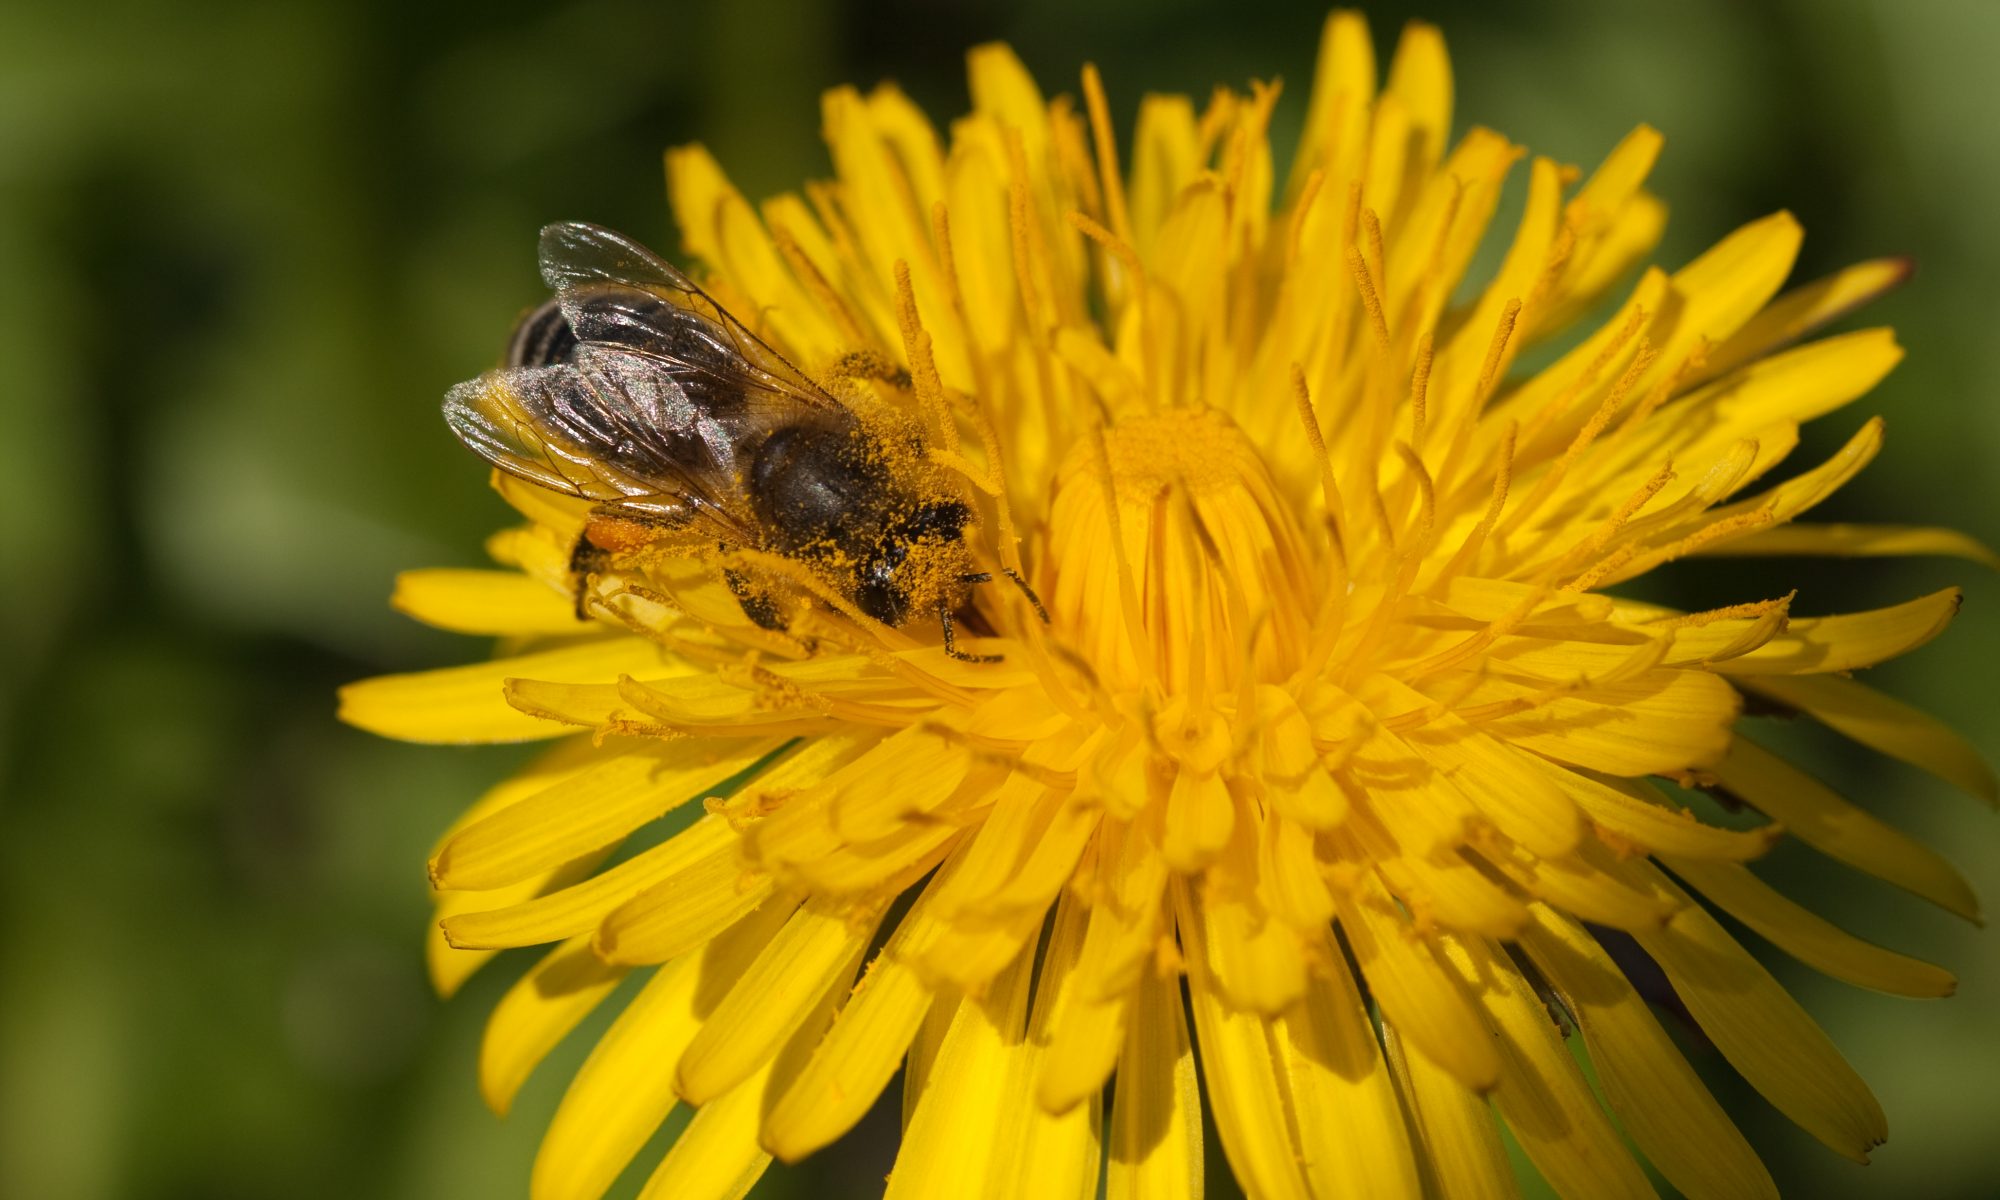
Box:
1081 63 1135 247
1499 338 1659 538
1470 298 1524 417
1287 366 1355 693
1514 302 1650 453
1394 442 1437 553
893 259 962 454
1067 210 1159 406
769 217 876 352
1433 421 1516 585
1006 131 1073 441
1345 244 1392 353
1362 207 1388 305
1649 592 1795 629
1408 333 1434 449
1289 365 1350 570
1550 462 1678 588
1286 168 1326 264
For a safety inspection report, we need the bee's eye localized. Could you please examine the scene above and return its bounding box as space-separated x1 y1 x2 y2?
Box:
506 298 578 367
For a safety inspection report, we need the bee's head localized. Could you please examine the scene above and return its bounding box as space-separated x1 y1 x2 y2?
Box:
854 500 973 626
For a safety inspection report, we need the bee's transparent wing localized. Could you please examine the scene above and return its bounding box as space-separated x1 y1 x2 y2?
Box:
536 221 843 424
443 357 755 538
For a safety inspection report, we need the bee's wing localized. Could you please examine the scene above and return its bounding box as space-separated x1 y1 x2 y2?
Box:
536 221 843 421
442 354 758 543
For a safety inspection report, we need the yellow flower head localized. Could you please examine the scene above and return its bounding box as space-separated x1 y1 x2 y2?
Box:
344 13 1993 1199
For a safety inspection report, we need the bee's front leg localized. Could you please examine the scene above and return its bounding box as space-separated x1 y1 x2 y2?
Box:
567 535 615 619
722 566 790 631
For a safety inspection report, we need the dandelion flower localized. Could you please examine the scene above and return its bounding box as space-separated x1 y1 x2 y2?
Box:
343 12 1994 1198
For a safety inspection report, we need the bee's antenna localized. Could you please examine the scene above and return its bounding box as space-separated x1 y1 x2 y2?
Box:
958 568 1050 625
939 604 1003 663
1000 567 1050 624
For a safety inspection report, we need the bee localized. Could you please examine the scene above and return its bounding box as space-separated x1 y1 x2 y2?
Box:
443 222 1038 661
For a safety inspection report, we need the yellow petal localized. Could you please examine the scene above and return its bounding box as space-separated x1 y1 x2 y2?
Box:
1173 883 1313 1200
883 938 1034 1199
1036 820 1167 1111
1199 881 1307 1016
1657 210 1803 374
1605 417 1884 581
665 142 732 272
1473 668 1739 775
1128 94 1200 258
426 738 609 996
635 1066 771 1200
479 935 626 1116
1384 19 1451 182
1716 588 1960 675
1288 9 1376 203
1619 859 1888 1162
1697 256 1913 383
1338 870 1501 1091
1517 904 1776 1200
1481 838 1676 933
1696 522 1999 567
1677 327 1903 438
1376 848 1529 939
981 891 1103 1200
593 818 779 966
1162 764 1234 871
1666 857 1957 997
393 568 586 636
1440 933 1657 1200
1740 672 1998 804
675 897 878 1104
339 638 675 743
528 899 790 1200
761 861 963 1161
1106 949 1201 1200
1542 124 1664 327
444 814 748 951
1382 1021 1520 1200
892 893 1101 1200
1710 736 1981 919
1277 930 1424 1198
431 738 780 891
1398 710 1581 858
1527 760 1780 861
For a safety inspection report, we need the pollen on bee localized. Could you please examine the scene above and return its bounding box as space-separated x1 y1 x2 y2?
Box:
584 513 669 555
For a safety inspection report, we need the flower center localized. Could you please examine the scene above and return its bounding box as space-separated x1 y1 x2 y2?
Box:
1044 406 1316 696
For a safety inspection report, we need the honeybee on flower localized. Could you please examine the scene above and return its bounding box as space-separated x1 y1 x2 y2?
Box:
345 11 1991 1199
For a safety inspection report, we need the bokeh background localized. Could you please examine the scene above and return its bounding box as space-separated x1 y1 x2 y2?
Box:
2 0 1997 1196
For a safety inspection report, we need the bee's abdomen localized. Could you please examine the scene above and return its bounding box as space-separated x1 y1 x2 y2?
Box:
505 298 579 367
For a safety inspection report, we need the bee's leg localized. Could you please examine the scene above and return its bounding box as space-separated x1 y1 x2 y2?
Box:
939 604 1002 663
723 567 790 631
567 536 614 620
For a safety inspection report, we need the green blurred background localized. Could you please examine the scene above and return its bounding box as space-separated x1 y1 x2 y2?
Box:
2 0 1996 1196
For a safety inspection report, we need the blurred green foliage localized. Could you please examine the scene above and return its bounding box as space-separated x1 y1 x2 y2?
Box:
1 1 1996 1197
